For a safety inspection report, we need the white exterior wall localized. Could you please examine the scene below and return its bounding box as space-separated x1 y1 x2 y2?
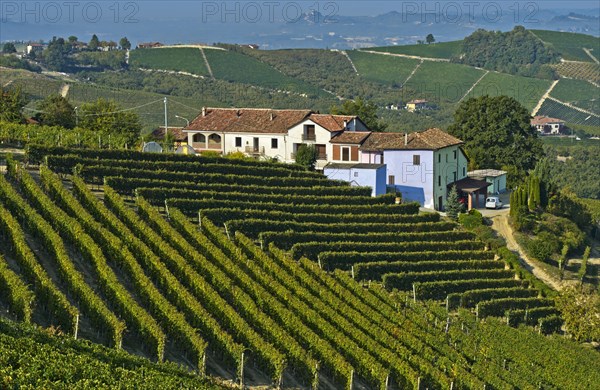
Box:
384 150 434 208
324 166 387 197
360 151 383 164
223 133 287 159
323 167 352 183
287 119 339 169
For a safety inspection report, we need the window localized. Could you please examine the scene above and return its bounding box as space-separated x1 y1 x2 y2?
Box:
413 155 420 165
271 138 278 149
304 124 316 141
453 172 456 182
342 147 350 161
438 175 441 187
235 137 242 147
453 150 457 160
316 144 326 159
438 154 441 163
463 167 466 176
446 154 448 163
389 175 395 185
354 172 359 178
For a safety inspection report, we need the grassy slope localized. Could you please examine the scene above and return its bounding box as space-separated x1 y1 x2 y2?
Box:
366 41 462 59
128 47 210 76
404 61 485 103
346 50 420 85
531 30 600 62
203 49 327 97
550 78 599 115
466 72 552 112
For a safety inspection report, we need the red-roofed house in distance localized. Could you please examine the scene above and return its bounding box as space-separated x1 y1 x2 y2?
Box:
531 115 566 135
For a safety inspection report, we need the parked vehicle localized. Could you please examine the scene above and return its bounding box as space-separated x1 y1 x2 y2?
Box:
485 196 503 209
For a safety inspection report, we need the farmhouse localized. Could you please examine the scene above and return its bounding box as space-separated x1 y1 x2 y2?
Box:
405 99 429 112
138 42 163 49
359 128 470 210
151 126 187 148
531 115 566 135
26 43 45 55
468 169 507 195
183 107 368 169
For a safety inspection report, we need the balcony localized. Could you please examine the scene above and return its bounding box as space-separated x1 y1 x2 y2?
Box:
245 146 265 155
302 134 316 141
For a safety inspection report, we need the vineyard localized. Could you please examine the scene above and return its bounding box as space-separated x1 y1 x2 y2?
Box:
365 41 462 59
554 61 600 84
1 145 599 388
128 47 211 76
537 98 600 127
550 78 600 116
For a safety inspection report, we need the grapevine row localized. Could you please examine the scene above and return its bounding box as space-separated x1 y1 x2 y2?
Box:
0 254 35 323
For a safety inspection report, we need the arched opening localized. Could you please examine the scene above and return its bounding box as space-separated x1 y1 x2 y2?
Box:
208 133 222 149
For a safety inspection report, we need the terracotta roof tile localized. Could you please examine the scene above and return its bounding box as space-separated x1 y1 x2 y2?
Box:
531 115 565 125
152 127 187 141
330 131 372 144
184 108 313 134
309 114 357 132
360 128 463 151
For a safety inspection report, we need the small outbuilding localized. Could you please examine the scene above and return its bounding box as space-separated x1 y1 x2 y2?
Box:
468 169 507 195
324 163 387 197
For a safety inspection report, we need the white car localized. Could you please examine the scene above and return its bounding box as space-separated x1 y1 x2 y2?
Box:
485 197 503 209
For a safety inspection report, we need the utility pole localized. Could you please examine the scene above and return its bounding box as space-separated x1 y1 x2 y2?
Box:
74 106 78 127
164 97 168 134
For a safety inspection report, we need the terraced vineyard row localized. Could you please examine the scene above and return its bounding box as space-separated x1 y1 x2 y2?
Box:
1 146 598 389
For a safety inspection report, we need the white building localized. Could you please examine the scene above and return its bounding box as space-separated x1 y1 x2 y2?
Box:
183 107 367 168
360 129 473 210
531 116 565 135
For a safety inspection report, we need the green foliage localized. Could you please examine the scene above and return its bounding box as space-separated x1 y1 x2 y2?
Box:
537 98 600 127
0 55 42 72
476 297 554 318
531 29 600 62
544 147 600 200
426 34 435 44
449 95 544 181
578 246 591 282
444 185 462 220
0 255 35 323
547 189 594 229
2 42 17 53
524 231 559 263
129 47 209 76
330 96 387 132
35 94 75 128
454 26 559 78
555 286 600 342
366 41 462 59
78 98 142 144
42 36 72 71
119 37 131 50
536 213 585 252
73 51 126 70
550 78 599 115
0 87 28 123
345 51 419 86
89 34 99 51
295 144 317 170
458 209 483 229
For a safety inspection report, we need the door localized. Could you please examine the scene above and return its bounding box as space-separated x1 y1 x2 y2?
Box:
438 196 444 211
253 137 259 152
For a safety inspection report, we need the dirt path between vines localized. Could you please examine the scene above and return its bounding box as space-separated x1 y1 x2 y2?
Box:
491 214 567 291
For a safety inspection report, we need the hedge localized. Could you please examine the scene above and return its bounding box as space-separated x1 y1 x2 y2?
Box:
476 297 555 319
413 279 525 300
355 259 504 282
447 287 538 310
319 250 495 271
383 269 515 291
506 307 560 327
291 240 483 261
260 230 474 250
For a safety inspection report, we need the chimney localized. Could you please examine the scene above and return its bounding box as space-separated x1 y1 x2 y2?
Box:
405 132 408 146
201 107 206 117
343 120 348 129
270 112 274 121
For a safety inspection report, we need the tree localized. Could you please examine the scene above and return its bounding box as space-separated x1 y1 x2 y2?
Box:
78 98 141 144
89 34 100 51
0 87 28 123
35 94 75 128
43 36 71 71
2 42 17 53
445 185 462 220
555 286 600 343
331 97 387 132
426 34 435 44
119 37 131 50
68 36 78 44
295 144 317 170
448 95 543 183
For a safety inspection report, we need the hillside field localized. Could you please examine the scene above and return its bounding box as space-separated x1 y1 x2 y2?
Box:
550 78 600 115
366 41 462 59
531 30 600 62
346 50 420 85
1 145 599 389
128 47 210 76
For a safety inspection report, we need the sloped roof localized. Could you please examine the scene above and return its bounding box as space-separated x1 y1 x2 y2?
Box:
468 169 507 178
361 128 463 152
309 114 357 132
531 115 565 125
151 126 187 141
185 108 313 134
407 99 428 104
451 177 491 193
330 131 372 144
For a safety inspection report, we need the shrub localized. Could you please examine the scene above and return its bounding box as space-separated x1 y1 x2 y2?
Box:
525 231 559 262
459 209 483 229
